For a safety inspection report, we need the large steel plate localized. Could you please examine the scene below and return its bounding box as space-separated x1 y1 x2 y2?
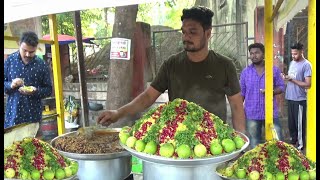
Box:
50 128 130 160
121 131 249 166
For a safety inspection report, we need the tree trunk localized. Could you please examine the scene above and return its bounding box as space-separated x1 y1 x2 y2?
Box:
106 5 138 128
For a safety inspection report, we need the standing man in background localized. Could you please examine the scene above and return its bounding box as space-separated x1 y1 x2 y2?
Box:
4 31 52 130
282 42 311 151
240 43 285 149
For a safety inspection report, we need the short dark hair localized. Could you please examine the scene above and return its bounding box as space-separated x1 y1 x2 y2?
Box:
290 42 304 50
181 6 214 30
20 31 39 47
248 43 265 54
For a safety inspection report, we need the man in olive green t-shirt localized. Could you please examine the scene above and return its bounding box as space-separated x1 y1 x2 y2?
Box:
97 6 246 133
151 50 240 121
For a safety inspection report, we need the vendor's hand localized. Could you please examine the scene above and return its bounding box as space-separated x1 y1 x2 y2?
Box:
11 78 24 89
97 110 120 127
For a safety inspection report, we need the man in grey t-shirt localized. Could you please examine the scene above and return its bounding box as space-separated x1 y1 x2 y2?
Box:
282 42 311 151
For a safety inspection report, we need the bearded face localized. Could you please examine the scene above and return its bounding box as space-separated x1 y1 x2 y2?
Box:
19 42 37 63
291 49 303 61
249 48 264 65
181 19 210 52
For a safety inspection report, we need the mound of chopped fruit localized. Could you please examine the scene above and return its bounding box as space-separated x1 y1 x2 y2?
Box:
217 140 316 180
4 137 78 180
19 86 35 92
119 98 248 159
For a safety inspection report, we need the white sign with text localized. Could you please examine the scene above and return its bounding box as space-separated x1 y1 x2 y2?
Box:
110 38 131 60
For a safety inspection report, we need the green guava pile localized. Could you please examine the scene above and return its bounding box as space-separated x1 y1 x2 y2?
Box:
4 137 78 180
119 98 247 159
217 140 316 180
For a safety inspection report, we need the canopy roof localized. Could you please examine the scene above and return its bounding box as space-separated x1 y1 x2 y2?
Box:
42 34 95 45
4 0 164 23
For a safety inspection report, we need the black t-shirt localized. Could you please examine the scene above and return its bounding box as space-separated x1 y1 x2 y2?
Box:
151 50 240 121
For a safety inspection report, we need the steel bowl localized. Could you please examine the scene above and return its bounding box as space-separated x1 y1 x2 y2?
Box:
88 102 103 111
51 128 131 180
121 131 249 180
214 161 244 180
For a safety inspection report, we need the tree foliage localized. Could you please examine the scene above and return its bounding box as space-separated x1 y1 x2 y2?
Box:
42 0 195 37
41 9 111 46
137 0 195 29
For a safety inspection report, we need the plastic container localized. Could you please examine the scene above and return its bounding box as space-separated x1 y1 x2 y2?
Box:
40 105 58 141
131 156 143 174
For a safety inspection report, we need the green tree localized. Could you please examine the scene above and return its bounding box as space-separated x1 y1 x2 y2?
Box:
137 0 195 29
41 9 109 46
41 0 195 42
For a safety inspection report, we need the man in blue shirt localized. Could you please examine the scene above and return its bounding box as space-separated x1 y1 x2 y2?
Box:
4 31 52 129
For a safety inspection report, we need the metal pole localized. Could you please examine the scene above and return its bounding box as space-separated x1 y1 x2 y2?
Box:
48 14 65 135
73 11 90 127
245 22 249 67
287 22 292 73
270 0 284 21
264 0 274 140
236 0 241 57
306 0 316 161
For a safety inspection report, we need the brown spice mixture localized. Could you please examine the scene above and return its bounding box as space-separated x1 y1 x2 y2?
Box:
53 133 124 154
